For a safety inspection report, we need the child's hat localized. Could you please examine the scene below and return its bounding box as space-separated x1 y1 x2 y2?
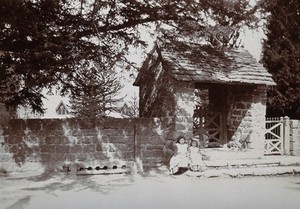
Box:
192 137 199 141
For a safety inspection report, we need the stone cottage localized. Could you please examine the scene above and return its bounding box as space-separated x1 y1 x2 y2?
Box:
133 38 276 156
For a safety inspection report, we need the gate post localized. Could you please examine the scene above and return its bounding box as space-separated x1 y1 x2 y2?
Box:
283 116 290 155
134 123 143 174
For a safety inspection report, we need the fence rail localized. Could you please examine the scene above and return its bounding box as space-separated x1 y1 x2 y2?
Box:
265 116 290 155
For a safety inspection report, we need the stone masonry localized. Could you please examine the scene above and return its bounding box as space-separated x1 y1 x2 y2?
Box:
173 82 194 139
227 85 267 155
0 118 167 173
290 119 300 156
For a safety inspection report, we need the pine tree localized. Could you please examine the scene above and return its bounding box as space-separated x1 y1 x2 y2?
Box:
120 94 139 118
261 0 300 118
69 67 123 119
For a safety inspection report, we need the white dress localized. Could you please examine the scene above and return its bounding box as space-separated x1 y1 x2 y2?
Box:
189 146 206 169
169 143 189 170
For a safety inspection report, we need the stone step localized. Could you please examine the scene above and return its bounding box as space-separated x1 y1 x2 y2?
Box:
186 166 300 178
204 157 300 168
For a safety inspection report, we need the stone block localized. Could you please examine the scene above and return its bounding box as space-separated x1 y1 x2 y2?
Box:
290 120 300 128
42 119 64 130
9 136 24 144
223 169 241 177
78 136 95 144
31 146 41 153
293 167 300 173
276 167 295 175
113 143 133 152
118 151 134 160
111 136 134 144
143 145 164 150
75 153 88 161
101 128 123 136
141 149 164 158
44 136 59 145
75 119 97 129
103 118 124 129
40 153 52 163
95 144 103 152
82 144 96 153
201 169 223 178
82 129 98 136
70 145 83 153
143 157 163 164
93 151 111 160
8 144 20 153
40 145 55 153
55 145 70 153
51 153 69 162
5 120 27 130
175 123 187 131
253 167 278 176
26 119 44 130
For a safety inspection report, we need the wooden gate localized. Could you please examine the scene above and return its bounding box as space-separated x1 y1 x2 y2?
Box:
193 108 226 148
265 117 290 155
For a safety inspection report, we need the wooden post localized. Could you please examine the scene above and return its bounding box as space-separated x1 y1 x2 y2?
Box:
134 124 143 174
283 116 290 155
280 117 284 155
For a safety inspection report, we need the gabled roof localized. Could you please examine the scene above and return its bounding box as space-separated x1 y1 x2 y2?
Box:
55 100 69 113
134 39 276 86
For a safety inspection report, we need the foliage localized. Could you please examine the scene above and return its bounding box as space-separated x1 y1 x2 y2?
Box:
120 94 139 118
0 103 12 127
68 67 123 119
261 0 300 118
0 0 260 113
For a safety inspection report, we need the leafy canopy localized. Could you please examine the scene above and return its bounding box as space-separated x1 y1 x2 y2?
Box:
261 0 300 118
0 0 259 113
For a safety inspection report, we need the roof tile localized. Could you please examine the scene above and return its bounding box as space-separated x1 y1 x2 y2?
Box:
158 40 276 85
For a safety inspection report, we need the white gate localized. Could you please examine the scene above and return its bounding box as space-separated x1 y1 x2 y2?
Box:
265 116 290 155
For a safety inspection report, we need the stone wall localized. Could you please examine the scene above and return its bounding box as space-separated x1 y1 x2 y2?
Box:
227 85 267 154
0 118 167 174
173 82 194 139
290 119 300 156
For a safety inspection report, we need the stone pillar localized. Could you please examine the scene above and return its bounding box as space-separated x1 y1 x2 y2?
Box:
227 85 267 157
247 85 267 156
290 119 300 156
173 82 194 139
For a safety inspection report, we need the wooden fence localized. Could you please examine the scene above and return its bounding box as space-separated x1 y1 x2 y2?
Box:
265 116 290 155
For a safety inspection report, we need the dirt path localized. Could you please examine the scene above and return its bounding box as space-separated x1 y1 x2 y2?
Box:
1 171 300 209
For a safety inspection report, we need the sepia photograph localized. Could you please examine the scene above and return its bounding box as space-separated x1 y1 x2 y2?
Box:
1 0 300 208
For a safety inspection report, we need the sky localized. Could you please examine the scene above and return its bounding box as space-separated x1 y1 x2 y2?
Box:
241 28 265 61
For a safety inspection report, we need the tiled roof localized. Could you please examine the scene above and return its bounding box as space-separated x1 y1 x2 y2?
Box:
154 39 276 85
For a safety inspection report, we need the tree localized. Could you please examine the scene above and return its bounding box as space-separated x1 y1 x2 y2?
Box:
0 0 260 113
120 94 139 118
261 0 300 118
69 67 123 119
0 103 12 127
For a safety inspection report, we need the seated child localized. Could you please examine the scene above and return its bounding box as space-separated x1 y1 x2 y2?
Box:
188 138 207 172
169 136 189 174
